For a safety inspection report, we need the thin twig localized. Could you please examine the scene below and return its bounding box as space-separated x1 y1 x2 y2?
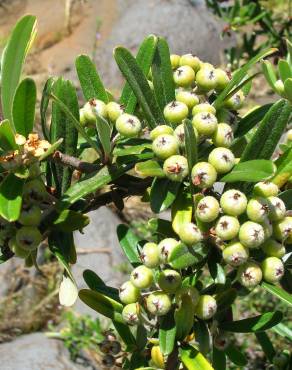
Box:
52 151 99 173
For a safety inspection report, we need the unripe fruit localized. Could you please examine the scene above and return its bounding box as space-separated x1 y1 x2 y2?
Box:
174 123 198 148
79 108 86 126
151 345 165 369
192 103 216 116
237 262 263 288
9 237 30 259
150 125 174 140
195 67 217 91
152 134 179 159
253 181 279 197
158 238 179 263
115 113 142 138
274 79 285 95
239 221 265 248
179 222 203 245
163 101 188 124
223 241 249 267
191 162 217 188
224 90 245 110
163 155 188 182
173 65 195 87
158 269 182 293
273 217 292 244
262 238 286 258
215 69 230 91
175 286 199 307
84 99 108 125
192 112 218 136
208 147 235 174
267 196 286 221
246 197 270 223
220 189 247 216
23 179 47 203
19 205 41 226
261 219 273 240
176 89 199 109
215 215 240 240
130 265 153 289
261 257 284 283
170 54 180 69
196 196 220 223
122 303 140 325
141 242 160 268
106 101 124 122
119 281 141 304
212 123 234 148
146 292 172 316
179 54 201 71
195 295 217 320
16 226 42 251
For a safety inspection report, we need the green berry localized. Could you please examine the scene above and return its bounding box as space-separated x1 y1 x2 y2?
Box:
253 181 279 197
150 125 174 140
223 241 249 267
122 303 140 325
215 215 240 240
274 79 285 95
175 286 200 307
261 219 273 240
115 113 142 138
192 103 216 116
9 237 30 259
158 269 182 293
119 281 141 304
178 222 203 245
146 292 172 316
79 108 87 126
196 196 220 223
163 155 188 182
173 65 195 87
195 295 217 320
23 179 47 203
224 90 244 110
170 54 180 69
261 257 284 283
106 102 124 122
158 238 179 263
152 134 179 159
141 242 160 268
273 217 292 244
84 99 108 125
267 196 286 221
239 221 265 248
220 189 247 216
192 112 218 136
246 197 270 223
196 66 217 91
261 238 286 258
237 262 262 288
208 147 235 174
19 205 41 226
212 123 234 148
191 162 217 188
174 123 198 148
130 265 153 289
16 226 42 251
215 69 230 91
176 89 199 109
179 54 201 71
163 100 188 124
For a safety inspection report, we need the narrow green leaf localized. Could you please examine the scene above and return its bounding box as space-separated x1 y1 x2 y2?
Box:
40 77 55 141
225 345 247 366
278 190 292 209
159 310 176 355
261 60 277 90
193 321 210 355
0 174 24 221
262 282 292 307
1 15 37 124
150 178 180 213
221 159 275 183
83 269 120 301
278 60 292 82
255 332 275 362
175 295 195 341
38 138 63 161
0 119 17 151
113 321 136 347
152 37 175 111
75 54 108 103
272 322 292 341
219 311 283 333
49 231 76 266
184 118 197 194
135 160 165 178
147 218 177 239
214 48 276 109
95 114 112 158
114 46 165 129
12 77 36 137
171 189 193 235
52 210 90 232
284 78 292 101
116 224 141 266
212 347 226 370
272 147 292 187
180 345 214 370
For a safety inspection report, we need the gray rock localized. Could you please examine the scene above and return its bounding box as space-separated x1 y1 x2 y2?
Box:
95 0 233 88
0 333 83 370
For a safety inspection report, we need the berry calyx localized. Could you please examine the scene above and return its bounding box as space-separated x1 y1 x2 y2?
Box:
23 179 47 203
163 100 188 124
195 295 217 320
130 265 153 289
196 196 220 223
220 189 247 216
239 221 265 248
212 123 234 148
191 162 217 188
192 112 218 137
152 134 179 159
115 113 142 138
173 65 195 87
215 215 240 240
195 66 218 92
178 222 203 245
150 125 174 140
208 147 235 174
246 197 270 223
237 261 262 288
224 90 244 110
145 291 172 316
16 226 42 251
222 241 249 267
119 281 141 304
140 242 160 268
158 269 182 293
163 155 188 182
122 303 141 325
261 257 284 283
